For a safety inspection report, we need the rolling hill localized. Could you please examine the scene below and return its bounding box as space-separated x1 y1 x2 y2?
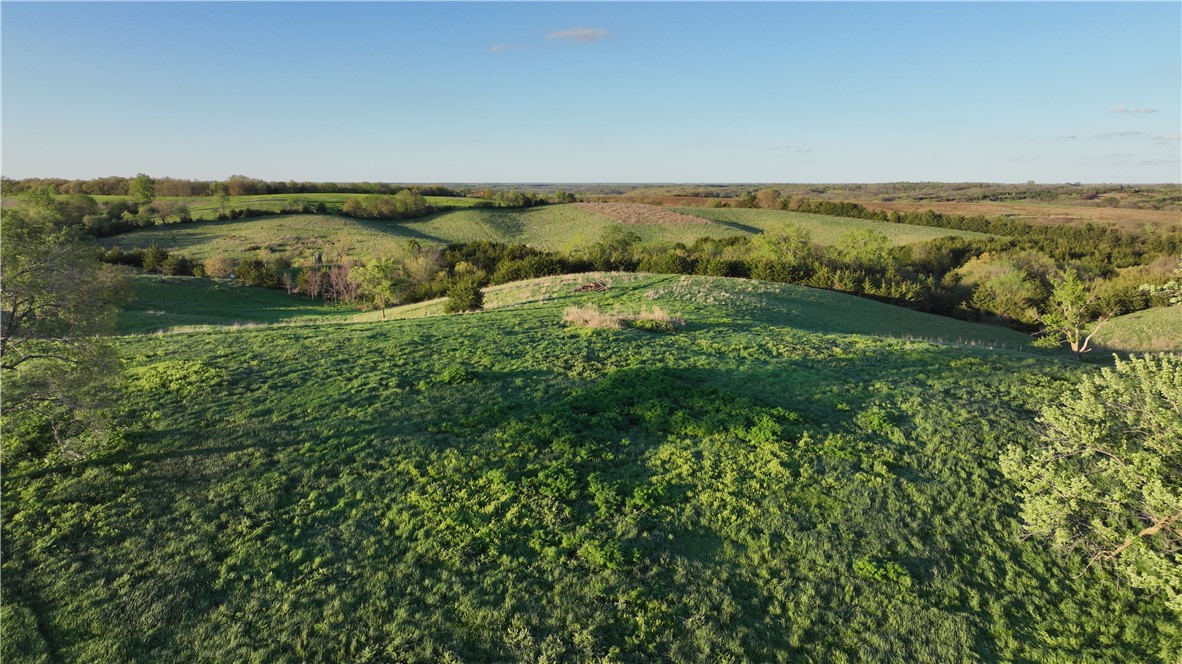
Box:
98 203 990 265
4 273 1177 662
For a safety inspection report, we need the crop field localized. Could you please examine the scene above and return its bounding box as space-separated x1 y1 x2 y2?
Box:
859 199 1182 231
4 273 1177 662
101 203 990 263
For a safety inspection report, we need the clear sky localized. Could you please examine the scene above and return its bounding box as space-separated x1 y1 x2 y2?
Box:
2 1 1179 183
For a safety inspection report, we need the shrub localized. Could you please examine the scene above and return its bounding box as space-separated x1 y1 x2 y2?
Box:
236 257 280 288
444 279 484 313
203 255 235 279
160 254 193 276
141 245 169 273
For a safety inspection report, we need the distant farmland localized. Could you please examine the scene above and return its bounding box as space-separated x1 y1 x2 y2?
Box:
100 203 990 264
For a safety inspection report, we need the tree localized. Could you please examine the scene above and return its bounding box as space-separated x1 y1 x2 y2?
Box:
1034 270 1108 359
1000 354 1182 614
129 173 156 206
754 187 780 210
1 209 128 459
349 259 407 319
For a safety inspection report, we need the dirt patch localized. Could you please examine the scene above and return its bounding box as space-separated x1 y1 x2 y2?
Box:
573 202 711 225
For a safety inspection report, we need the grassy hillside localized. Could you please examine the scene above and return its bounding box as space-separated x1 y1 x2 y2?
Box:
1093 305 1182 353
4 274 1177 662
115 275 363 334
673 206 990 245
118 272 1037 351
100 204 989 263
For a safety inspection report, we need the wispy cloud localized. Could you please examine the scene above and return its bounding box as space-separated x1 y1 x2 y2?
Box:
547 27 610 44
1095 131 1145 138
489 44 510 54
1159 133 1182 141
1110 107 1158 114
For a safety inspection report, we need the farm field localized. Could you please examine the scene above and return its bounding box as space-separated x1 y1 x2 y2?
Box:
858 200 1182 231
4 273 1177 662
100 203 990 263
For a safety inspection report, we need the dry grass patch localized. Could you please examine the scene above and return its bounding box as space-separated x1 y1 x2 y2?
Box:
573 202 711 225
562 305 684 332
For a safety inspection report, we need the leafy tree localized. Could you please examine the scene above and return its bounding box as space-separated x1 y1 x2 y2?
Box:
349 259 407 319
1001 354 1182 613
1 209 128 459
754 187 780 210
833 229 893 272
129 173 156 206
1033 270 1108 359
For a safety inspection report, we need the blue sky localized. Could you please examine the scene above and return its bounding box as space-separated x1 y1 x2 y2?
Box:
3 2 1179 183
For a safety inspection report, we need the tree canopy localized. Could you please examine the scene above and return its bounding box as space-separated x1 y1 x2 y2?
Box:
1001 354 1182 614
1 209 128 458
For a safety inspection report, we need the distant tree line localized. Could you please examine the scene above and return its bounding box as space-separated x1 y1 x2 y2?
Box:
1 175 469 198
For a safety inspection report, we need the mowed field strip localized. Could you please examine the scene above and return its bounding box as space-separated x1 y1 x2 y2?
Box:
101 203 990 264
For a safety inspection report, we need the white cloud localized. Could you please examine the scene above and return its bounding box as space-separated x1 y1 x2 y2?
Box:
547 27 610 44
489 44 510 54
1110 107 1158 114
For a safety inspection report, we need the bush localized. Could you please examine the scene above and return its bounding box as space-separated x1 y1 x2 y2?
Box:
203 255 235 279
491 255 564 284
443 279 484 313
236 257 280 288
160 254 193 276
141 245 169 273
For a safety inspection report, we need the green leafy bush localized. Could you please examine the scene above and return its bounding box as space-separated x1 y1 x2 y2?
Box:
443 279 483 313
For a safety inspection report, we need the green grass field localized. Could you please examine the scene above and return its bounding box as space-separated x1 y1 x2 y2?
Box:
115 275 363 334
4 273 1177 662
672 206 991 245
117 273 1039 351
101 204 989 264
1093 305 1182 353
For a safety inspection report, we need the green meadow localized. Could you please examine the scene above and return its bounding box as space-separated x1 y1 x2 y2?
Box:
4 272 1177 662
1093 305 1182 353
100 204 989 264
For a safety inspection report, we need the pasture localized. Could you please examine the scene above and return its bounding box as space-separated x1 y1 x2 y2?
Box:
1093 305 1182 352
4 273 1177 662
99 203 990 263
